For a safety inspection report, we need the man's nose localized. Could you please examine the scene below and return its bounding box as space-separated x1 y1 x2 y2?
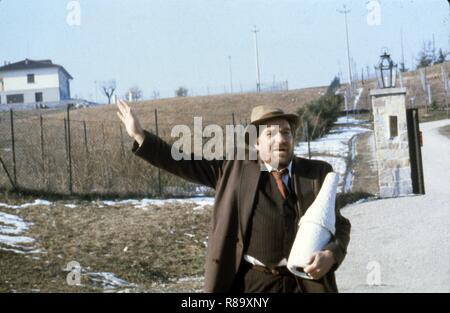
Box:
273 132 288 146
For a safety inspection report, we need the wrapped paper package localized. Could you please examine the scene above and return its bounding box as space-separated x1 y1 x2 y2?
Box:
287 172 339 279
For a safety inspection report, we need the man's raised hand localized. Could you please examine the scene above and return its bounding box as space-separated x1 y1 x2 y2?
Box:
116 99 145 146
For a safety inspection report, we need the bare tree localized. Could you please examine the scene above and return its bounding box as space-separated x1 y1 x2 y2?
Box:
416 41 435 69
126 86 143 102
102 80 116 104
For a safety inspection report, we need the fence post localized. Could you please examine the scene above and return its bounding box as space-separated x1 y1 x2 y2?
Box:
0 156 16 190
83 120 89 154
155 109 162 196
67 105 73 194
101 122 110 186
39 115 46 190
304 122 311 160
119 124 125 156
9 109 17 187
64 106 72 194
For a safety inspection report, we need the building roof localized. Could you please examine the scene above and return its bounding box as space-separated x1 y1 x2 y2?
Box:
0 59 73 79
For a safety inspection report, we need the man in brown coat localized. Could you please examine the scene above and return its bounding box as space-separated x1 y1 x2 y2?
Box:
116 100 351 293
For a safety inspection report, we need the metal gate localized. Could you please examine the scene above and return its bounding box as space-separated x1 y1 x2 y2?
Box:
406 108 425 194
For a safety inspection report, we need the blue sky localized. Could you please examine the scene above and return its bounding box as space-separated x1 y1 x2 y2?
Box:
0 0 448 101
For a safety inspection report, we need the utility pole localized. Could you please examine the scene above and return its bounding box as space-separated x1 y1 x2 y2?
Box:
400 28 406 72
432 33 437 63
252 25 262 92
228 55 233 94
94 80 98 103
337 5 353 89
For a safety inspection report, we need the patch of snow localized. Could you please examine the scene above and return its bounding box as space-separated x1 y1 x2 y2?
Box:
0 234 35 248
177 276 204 283
0 199 52 210
84 271 136 290
0 211 30 235
334 116 368 125
0 210 43 255
295 116 372 193
353 87 364 111
64 204 77 209
0 246 43 254
98 197 214 210
344 171 353 193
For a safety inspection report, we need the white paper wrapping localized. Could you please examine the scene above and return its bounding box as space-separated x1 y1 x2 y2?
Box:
287 172 339 279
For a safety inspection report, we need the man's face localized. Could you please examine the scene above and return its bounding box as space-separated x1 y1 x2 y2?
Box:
254 118 294 169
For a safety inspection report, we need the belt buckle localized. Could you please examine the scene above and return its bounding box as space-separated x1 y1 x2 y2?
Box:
270 268 280 275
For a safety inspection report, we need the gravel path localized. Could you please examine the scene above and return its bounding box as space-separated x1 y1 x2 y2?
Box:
335 119 450 293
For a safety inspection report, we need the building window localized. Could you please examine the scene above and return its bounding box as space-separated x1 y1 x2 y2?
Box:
0 78 4 91
7 94 24 104
27 74 35 83
35 92 43 102
389 116 398 139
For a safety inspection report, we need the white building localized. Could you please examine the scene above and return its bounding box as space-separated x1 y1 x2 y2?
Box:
0 59 73 107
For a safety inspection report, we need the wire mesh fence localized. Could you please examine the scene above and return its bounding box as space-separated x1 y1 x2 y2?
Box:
0 107 245 198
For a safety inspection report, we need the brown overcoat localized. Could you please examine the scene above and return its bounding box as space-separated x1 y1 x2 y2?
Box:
132 130 351 293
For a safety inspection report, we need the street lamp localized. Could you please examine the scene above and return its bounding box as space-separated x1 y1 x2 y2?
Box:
375 51 398 88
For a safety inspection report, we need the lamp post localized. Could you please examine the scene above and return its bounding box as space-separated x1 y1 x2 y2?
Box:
370 50 424 197
374 51 398 89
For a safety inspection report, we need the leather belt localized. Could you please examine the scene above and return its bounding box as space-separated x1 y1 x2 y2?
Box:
245 262 292 276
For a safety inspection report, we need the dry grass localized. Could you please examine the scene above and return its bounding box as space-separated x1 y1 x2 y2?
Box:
0 195 212 292
0 189 372 293
0 87 327 197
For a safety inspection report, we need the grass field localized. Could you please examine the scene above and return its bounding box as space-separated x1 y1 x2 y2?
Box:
0 87 328 198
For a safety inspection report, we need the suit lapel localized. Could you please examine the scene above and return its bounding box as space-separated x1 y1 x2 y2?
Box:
293 157 316 215
238 160 261 241
292 157 314 216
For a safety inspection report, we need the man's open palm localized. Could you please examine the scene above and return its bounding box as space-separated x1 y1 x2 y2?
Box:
116 100 145 145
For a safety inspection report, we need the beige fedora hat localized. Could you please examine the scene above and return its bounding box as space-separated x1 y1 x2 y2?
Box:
243 105 299 147
249 105 299 129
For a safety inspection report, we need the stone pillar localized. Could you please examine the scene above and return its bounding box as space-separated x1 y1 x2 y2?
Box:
370 87 412 198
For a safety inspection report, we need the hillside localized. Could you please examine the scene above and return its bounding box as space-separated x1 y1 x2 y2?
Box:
51 86 329 133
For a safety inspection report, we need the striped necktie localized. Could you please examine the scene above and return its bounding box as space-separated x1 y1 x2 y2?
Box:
271 168 289 199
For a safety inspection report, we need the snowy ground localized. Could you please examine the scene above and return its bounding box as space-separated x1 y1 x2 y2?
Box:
335 119 450 293
0 200 51 255
295 115 372 193
0 196 213 292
